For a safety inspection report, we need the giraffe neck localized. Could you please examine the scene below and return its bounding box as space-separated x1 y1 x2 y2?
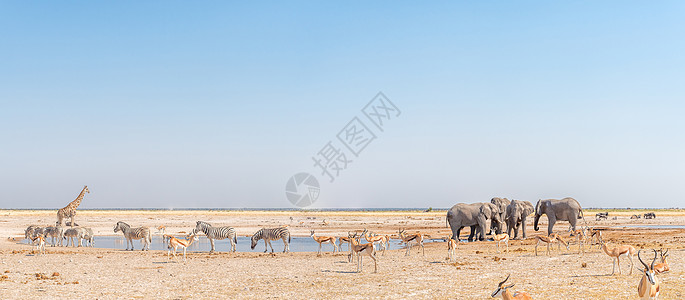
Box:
69 187 87 208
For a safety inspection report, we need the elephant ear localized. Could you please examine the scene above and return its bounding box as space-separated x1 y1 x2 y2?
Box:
479 205 490 219
535 200 542 215
523 203 535 217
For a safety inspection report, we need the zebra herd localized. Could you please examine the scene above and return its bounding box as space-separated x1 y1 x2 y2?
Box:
24 224 95 248
23 221 292 254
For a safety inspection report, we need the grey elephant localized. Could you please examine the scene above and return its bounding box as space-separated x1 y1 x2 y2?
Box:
446 202 501 242
533 197 584 235
506 199 534 239
490 197 510 234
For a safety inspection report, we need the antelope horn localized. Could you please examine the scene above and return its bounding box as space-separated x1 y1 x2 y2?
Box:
498 274 511 287
637 250 649 270
664 248 669 256
651 249 657 270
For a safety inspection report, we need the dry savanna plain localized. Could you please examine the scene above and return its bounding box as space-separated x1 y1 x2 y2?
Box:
1 209 684 299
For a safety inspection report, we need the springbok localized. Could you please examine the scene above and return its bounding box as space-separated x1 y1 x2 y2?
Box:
654 249 669 274
310 230 337 255
398 229 425 256
447 236 457 262
493 233 509 253
491 274 533 299
32 235 46 255
637 249 660 299
571 228 587 254
601 240 636 275
362 229 389 255
165 233 199 262
534 234 566 256
348 234 377 273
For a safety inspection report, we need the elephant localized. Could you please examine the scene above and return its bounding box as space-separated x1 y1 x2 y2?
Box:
446 202 501 242
506 199 534 239
490 197 511 234
533 197 584 235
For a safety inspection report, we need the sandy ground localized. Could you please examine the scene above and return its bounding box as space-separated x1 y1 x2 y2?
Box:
0 209 684 299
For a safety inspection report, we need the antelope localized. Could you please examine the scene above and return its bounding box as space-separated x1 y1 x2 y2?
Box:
310 230 337 255
32 235 46 255
447 236 457 262
637 249 660 299
654 249 669 274
338 232 355 252
398 229 425 256
491 274 533 299
601 240 636 275
587 228 603 249
534 234 562 256
347 234 377 273
553 234 570 253
493 233 509 253
165 233 199 262
571 228 588 254
362 229 389 255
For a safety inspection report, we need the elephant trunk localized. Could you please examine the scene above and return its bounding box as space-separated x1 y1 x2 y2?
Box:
533 213 541 231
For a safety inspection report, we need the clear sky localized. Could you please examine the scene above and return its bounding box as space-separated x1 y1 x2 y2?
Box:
1 2 683 209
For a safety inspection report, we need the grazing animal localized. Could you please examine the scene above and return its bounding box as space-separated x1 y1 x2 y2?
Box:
637 250 660 299
595 212 608 221
587 228 604 249
601 240 636 275
251 227 290 253
190 221 237 253
571 228 587 254
113 221 151 251
398 229 425 256
63 228 82 247
43 226 64 247
533 197 583 235
56 185 89 227
348 234 377 273
166 234 199 262
25 225 44 242
643 212 656 219
79 227 95 247
491 274 532 299
654 249 669 274
362 229 389 255
310 230 337 255
494 233 509 253
32 235 46 255
338 234 354 252
447 236 458 262
631 214 641 219
534 234 567 256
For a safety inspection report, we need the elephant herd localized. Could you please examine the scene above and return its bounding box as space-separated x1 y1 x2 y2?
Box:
446 197 584 242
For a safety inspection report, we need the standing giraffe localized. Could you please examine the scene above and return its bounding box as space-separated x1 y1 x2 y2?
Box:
56 185 89 227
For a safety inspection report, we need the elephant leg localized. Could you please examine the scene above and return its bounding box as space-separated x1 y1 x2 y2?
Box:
547 216 557 235
468 226 476 242
513 224 520 240
521 218 528 239
454 226 464 242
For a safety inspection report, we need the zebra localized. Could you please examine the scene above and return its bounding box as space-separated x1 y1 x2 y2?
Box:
43 225 65 247
114 221 151 251
250 227 290 253
190 221 237 253
25 225 42 241
79 227 95 247
63 227 82 247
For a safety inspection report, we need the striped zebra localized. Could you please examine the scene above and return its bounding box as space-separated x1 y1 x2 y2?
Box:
251 227 290 253
114 221 151 251
190 221 237 253
63 228 81 247
43 226 64 247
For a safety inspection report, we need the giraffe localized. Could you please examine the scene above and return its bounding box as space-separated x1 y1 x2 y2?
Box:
56 185 89 227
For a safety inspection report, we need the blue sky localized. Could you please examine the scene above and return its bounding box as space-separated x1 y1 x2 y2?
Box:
1 2 683 208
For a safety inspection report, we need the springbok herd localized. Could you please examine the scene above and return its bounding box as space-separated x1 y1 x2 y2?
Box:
20 193 675 299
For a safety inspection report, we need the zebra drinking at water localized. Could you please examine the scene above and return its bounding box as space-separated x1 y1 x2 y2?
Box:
114 221 151 251
250 227 290 253
43 225 64 247
79 227 95 247
189 221 237 253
